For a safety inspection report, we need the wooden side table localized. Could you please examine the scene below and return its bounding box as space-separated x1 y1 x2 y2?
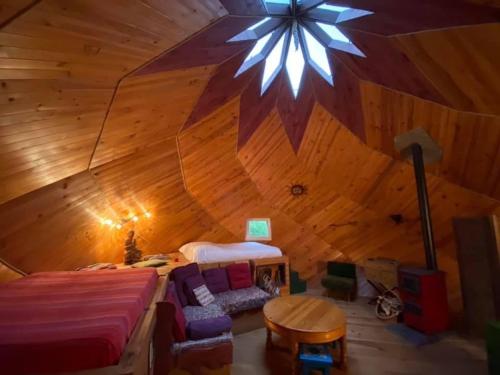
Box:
263 295 347 374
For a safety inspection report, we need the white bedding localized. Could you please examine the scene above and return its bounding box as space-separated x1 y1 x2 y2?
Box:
179 242 282 263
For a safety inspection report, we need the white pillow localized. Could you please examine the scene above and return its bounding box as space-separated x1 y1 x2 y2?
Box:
193 285 215 306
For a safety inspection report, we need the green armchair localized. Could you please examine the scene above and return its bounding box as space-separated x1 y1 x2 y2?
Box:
321 262 357 301
290 269 307 294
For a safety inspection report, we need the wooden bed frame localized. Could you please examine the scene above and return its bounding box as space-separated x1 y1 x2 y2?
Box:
61 275 170 375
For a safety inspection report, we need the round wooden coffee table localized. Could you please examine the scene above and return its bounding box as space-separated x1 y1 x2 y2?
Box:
263 295 347 374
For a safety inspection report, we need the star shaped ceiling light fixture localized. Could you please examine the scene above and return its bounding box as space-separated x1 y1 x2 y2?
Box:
227 0 373 98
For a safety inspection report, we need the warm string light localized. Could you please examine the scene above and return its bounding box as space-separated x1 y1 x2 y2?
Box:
100 211 152 230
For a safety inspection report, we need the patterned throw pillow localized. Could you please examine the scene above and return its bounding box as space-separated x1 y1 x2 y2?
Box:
193 285 215 306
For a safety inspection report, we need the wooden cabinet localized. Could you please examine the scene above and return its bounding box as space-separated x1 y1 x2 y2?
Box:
251 256 290 296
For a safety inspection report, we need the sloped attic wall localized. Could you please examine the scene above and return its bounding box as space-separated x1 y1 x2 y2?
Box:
0 0 499 314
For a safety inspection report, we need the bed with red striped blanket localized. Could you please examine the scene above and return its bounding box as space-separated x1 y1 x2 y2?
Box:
0 268 158 375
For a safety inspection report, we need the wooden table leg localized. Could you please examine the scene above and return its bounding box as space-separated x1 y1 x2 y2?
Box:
266 328 273 349
291 341 299 375
339 335 347 368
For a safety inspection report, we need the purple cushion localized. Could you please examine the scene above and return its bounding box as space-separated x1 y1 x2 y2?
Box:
171 263 200 306
187 315 232 340
183 274 206 306
202 268 230 294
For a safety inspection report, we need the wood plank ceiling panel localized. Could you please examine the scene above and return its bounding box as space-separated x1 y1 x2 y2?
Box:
218 0 268 16
0 0 226 204
466 0 500 6
327 0 499 36
333 27 448 106
276 67 316 153
360 81 500 200
183 49 260 131
0 0 37 26
310 57 365 141
134 16 258 75
178 98 344 278
90 66 216 168
396 24 500 115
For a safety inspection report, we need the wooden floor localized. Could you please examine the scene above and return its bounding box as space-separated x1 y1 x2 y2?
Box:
230 291 488 375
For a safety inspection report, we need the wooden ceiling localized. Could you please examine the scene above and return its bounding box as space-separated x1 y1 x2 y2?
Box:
0 0 226 204
0 0 499 313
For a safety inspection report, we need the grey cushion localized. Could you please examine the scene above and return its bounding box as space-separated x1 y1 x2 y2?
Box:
213 286 271 314
183 303 225 322
172 332 233 354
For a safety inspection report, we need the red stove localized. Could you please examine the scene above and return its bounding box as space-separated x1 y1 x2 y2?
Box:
399 267 449 334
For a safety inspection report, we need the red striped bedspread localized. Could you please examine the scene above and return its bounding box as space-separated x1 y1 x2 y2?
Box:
0 268 158 374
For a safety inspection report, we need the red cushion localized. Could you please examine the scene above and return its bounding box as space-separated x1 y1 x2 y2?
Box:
165 282 187 342
226 263 253 290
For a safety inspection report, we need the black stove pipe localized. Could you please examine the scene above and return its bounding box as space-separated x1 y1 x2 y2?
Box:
410 143 438 271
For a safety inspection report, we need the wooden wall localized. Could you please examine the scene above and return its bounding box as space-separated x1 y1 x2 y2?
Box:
177 98 499 310
0 262 23 283
0 0 228 272
178 98 345 279
0 137 235 273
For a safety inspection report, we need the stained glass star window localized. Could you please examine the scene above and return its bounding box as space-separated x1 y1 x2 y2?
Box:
227 0 373 98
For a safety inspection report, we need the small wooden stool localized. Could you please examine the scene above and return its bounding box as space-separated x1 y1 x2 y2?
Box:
299 344 333 375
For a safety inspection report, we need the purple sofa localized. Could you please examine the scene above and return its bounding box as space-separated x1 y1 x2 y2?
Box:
168 262 272 356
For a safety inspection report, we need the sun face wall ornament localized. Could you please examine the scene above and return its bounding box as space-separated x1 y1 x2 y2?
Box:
226 0 373 98
290 183 308 197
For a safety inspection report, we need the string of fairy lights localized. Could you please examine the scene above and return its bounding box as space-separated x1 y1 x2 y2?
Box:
100 211 152 230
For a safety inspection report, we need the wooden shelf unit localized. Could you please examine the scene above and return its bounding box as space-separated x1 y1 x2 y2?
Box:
251 256 290 296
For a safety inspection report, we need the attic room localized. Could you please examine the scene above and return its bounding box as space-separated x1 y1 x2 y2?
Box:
0 0 499 374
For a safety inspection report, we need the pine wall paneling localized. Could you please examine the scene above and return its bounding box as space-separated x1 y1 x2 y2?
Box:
90 138 238 254
178 98 344 279
0 263 23 283
360 81 500 200
396 24 500 115
0 0 226 204
298 104 500 310
0 137 237 273
0 0 37 26
90 66 216 168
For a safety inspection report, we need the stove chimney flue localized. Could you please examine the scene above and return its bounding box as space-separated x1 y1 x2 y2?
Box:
394 128 442 271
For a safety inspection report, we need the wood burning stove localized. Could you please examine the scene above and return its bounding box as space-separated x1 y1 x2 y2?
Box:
395 128 449 334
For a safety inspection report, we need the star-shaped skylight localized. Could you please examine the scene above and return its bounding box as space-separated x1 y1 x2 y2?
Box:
227 0 373 98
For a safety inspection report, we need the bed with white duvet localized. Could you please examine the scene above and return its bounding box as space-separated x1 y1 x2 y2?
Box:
179 241 282 263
